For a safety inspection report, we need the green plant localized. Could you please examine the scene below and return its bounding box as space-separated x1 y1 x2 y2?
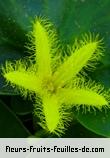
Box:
2 17 110 136
1 0 110 138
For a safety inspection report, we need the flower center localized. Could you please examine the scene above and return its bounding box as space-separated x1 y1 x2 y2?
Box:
42 77 56 94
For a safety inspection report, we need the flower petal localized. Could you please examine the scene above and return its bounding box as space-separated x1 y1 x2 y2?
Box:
2 61 41 93
32 18 57 78
58 87 109 110
35 94 65 135
53 35 103 87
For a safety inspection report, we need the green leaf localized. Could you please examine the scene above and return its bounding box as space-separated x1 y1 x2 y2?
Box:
0 99 31 137
58 0 110 43
74 109 110 137
63 122 104 138
11 96 33 115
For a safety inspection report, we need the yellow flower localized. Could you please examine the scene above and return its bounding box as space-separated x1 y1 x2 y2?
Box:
2 17 110 135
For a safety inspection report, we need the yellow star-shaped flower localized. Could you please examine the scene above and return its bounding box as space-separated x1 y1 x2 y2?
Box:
2 17 110 135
